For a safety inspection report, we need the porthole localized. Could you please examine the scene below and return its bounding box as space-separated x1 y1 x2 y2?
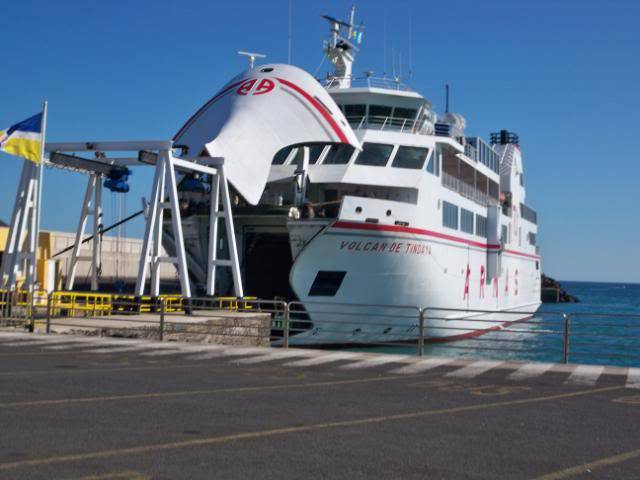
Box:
355 206 362 214
386 210 392 216
260 67 274 72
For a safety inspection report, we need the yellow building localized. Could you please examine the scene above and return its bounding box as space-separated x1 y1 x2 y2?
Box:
0 222 177 292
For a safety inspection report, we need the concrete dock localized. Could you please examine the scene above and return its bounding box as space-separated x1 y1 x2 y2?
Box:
0 330 639 479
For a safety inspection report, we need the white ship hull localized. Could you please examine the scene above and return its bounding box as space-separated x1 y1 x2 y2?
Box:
287 221 541 345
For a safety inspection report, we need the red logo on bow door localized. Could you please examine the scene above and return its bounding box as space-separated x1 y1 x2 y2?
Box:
479 265 486 299
237 78 275 96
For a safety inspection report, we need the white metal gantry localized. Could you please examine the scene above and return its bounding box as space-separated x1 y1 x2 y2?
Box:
36 140 243 299
65 173 103 291
135 150 244 298
0 160 42 291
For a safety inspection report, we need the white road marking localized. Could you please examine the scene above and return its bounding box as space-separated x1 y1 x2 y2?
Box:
284 352 365 367
445 360 504 379
0 336 114 347
509 362 555 381
43 339 147 350
340 354 411 370
391 357 455 375
565 365 605 386
185 347 269 361
139 344 224 356
235 350 318 364
626 368 640 389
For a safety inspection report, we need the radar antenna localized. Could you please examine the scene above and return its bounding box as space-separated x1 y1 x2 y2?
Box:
237 51 266 69
322 6 364 89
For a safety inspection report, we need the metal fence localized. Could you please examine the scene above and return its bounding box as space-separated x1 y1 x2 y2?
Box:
1 290 639 366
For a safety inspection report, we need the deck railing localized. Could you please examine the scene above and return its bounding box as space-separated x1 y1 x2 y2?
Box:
442 171 498 207
1 290 639 367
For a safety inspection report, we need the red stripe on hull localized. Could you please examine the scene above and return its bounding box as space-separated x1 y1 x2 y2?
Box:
173 79 246 141
425 315 534 343
276 77 349 143
332 221 540 260
332 221 500 250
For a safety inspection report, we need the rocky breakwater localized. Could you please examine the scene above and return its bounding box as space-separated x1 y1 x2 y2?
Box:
541 274 579 303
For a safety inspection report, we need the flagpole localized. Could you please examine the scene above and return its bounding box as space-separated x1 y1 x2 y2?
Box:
33 101 47 290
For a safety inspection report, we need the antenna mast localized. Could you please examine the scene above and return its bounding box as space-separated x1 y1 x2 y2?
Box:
322 6 364 89
237 51 266 69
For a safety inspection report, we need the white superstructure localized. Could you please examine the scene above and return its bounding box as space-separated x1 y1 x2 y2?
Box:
170 8 541 343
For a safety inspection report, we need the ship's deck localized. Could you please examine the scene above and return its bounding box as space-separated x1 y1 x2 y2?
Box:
0 331 638 479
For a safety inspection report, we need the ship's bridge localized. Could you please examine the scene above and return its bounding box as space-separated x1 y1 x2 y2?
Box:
325 76 435 135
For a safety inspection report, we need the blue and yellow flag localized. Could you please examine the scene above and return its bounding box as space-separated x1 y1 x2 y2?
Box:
0 112 43 163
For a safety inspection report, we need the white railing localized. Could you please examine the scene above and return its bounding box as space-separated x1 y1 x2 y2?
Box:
325 75 414 92
441 172 498 207
346 115 428 134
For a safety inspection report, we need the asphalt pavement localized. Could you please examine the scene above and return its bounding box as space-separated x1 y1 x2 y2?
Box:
0 331 639 480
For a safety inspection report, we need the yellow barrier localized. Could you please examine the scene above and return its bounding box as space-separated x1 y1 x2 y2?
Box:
216 296 257 311
51 291 112 317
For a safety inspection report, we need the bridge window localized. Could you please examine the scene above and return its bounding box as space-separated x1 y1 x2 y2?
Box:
344 104 366 124
322 144 355 165
308 271 347 296
354 143 394 167
443 201 459 230
461 209 474 234
368 105 393 124
528 232 536 246
394 107 417 119
391 146 429 169
272 146 294 165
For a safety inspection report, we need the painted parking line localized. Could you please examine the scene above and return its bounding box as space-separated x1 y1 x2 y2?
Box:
627 368 640 389
0 374 417 409
445 360 504 379
284 352 366 367
44 340 148 351
340 354 412 370
391 357 455 375
0 385 623 472
565 365 605 386
509 362 555 381
532 446 640 480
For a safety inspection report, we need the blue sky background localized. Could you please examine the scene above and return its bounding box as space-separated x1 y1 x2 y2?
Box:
1 0 638 283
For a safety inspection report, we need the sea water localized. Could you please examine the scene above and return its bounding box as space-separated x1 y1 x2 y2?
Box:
368 281 640 367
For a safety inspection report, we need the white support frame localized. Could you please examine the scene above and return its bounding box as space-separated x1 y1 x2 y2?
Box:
0 160 41 291
135 151 243 299
2 139 244 299
65 173 103 291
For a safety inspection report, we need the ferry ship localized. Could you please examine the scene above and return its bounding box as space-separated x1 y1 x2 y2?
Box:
169 8 541 344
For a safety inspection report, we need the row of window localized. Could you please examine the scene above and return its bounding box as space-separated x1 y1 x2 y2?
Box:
273 142 441 175
442 201 488 239
340 104 418 125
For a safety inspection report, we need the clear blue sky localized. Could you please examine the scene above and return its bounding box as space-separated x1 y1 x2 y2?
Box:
1 0 638 283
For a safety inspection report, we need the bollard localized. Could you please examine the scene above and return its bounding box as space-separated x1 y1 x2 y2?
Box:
28 291 35 333
45 293 52 334
159 299 166 342
562 313 570 364
417 309 425 357
282 302 290 349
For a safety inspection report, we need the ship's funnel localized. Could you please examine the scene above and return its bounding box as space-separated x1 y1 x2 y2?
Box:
174 63 360 205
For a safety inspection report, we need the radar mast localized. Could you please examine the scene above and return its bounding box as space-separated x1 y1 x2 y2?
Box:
322 6 364 89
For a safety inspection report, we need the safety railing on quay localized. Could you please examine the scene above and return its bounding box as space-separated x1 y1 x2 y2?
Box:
1 290 639 366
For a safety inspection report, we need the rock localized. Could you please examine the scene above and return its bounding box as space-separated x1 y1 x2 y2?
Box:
541 274 579 303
